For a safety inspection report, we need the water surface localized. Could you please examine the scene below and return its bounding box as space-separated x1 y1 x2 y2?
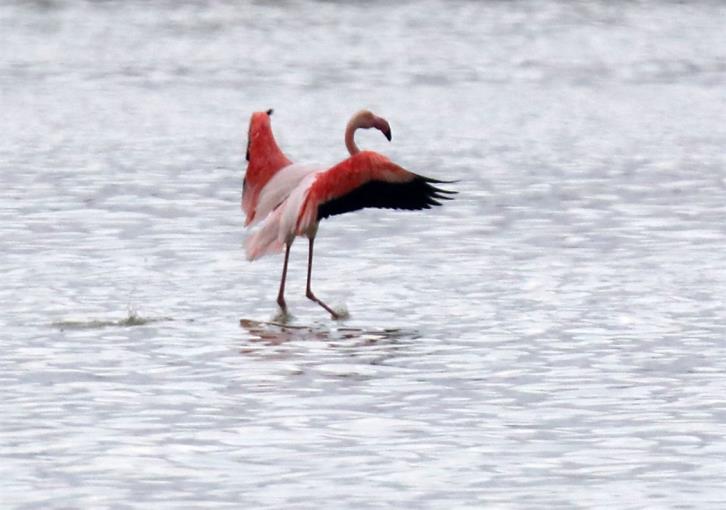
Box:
2 1 726 508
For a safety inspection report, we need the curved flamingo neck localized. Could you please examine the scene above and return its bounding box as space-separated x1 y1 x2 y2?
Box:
344 110 390 156
344 115 363 155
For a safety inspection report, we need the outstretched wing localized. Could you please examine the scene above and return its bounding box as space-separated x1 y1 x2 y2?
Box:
296 151 455 233
242 110 292 226
318 176 454 220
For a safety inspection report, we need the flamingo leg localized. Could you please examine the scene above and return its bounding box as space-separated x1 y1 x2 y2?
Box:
305 237 339 319
276 243 291 314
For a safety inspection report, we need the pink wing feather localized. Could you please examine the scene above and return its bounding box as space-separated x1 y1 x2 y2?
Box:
295 151 452 235
242 111 292 226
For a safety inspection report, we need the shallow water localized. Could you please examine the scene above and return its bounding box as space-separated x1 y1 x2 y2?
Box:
3 1 726 508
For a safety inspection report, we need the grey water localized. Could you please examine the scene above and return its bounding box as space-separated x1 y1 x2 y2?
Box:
2 1 726 508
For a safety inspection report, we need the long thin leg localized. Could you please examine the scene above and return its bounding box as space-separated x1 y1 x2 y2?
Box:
305 237 339 319
276 243 291 314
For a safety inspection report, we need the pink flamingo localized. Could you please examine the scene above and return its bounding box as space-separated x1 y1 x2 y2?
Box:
243 109 391 227
244 109 454 319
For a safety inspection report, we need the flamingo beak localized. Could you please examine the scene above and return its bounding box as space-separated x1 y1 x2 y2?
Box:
373 117 392 142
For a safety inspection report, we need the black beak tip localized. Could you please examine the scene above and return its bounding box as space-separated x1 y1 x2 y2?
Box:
266 108 274 116
385 129 392 142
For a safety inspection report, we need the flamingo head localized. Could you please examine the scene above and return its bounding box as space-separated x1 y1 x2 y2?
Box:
353 109 392 141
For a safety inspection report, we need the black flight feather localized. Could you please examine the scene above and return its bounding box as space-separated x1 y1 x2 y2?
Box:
317 175 456 221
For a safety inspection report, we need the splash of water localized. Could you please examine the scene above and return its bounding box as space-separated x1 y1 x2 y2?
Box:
51 310 171 330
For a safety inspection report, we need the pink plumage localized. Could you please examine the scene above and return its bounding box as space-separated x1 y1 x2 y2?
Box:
242 109 454 319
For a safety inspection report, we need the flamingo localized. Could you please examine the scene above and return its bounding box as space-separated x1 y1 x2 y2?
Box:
243 108 392 308
243 108 392 316
243 109 391 227
244 109 455 319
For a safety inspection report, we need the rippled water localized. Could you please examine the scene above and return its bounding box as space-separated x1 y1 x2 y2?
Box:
3 1 726 508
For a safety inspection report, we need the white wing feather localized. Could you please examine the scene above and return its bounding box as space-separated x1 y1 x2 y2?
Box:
245 171 321 260
250 163 320 226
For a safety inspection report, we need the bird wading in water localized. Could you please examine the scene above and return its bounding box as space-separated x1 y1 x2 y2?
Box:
243 109 455 319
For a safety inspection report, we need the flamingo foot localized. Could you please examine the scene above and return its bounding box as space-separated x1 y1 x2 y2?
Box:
331 306 350 321
306 290 341 320
272 307 293 325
